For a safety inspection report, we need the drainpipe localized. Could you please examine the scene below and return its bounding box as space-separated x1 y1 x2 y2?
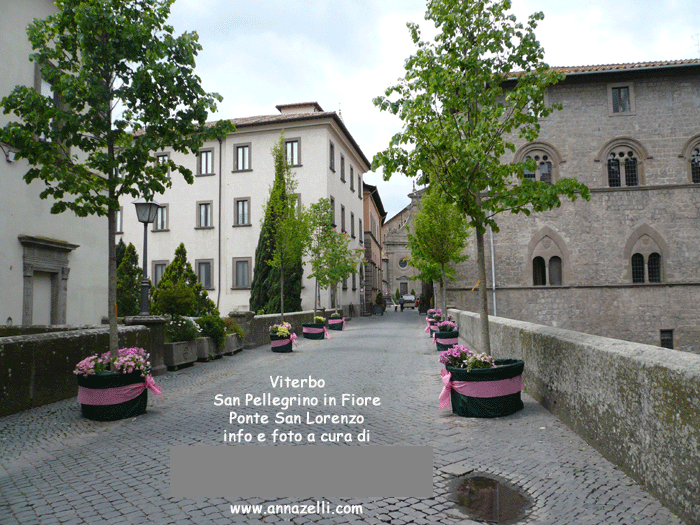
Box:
489 224 497 317
216 137 223 310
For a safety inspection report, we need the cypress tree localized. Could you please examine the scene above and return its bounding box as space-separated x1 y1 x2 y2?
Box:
151 243 218 317
116 242 141 317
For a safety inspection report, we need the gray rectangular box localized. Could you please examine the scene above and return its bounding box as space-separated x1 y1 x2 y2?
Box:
170 445 433 497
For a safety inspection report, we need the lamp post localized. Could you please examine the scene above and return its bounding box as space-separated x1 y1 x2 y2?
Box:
133 198 162 316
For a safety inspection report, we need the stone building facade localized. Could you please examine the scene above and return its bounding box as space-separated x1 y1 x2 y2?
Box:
361 183 386 313
1 0 108 327
118 102 369 315
448 59 700 353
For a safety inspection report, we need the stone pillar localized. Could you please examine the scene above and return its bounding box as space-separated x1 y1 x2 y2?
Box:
124 316 167 376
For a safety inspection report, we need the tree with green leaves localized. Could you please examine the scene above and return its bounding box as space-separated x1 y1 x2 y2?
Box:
373 0 590 352
307 199 364 315
250 134 309 321
116 238 127 270
116 242 141 317
0 0 233 356
151 243 217 318
407 189 469 315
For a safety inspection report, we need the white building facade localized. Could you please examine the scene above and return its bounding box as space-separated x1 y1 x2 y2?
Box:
1 0 108 327
118 103 369 315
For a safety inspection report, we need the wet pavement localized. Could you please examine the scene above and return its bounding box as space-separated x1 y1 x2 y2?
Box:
0 311 686 524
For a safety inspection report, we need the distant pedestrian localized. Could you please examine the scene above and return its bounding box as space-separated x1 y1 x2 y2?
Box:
399 296 405 312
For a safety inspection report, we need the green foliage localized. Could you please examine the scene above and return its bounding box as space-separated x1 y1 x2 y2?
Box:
196 315 226 350
116 238 127 269
224 317 244 339
314 316 325 323
165 316 201 343
306 198 364 313
151 243 217 317
0 0 233 354
375 294 385 306
116 242 141 317
372 0 589 351
250 133 309 320
407 189 470 313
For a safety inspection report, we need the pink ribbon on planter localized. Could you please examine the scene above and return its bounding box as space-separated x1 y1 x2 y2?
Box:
303 326 331 339
425 323 431 334
77 374 164 406
329 318 345 329
438 368 522 410
432 334 459 347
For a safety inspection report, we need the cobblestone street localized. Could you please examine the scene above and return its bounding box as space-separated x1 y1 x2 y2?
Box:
0 312 686 524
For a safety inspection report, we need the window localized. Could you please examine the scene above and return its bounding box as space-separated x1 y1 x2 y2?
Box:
155 153 169 166
196 260 213 289
398 257 408 269
352 272 356 290
234 198 250 226
358 174 362 199
692 148 700 183
285 139 300 166
235 144 251 171
152 261 167 287
626 228 665 284
343 276 348 290
532 257 546 286
233 258 251 289
359 219 363 243
400 282 408 295
549 256 562 286
330 197 336 226
197 201 213 228
329 142 335 171
523 155 553 185
153 204 168 231
631 253 646 283
116 207 123 234
608 151 639 187
340 155 345 182
341 205 346 233
350 212 355 238
350 166 355 191
608 83 635 115
648 253 662 283
660 330 674 349
199 149 214 175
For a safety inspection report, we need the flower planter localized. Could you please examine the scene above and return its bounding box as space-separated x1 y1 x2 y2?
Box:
373 305 384 315
302 322 329 339
77 371 149 421
425 319 438 335
432 330 459 352
328 317 345 331
196 337 219 361
163 340 197 370
270 333 294 353
224 334 242 356
440 359 525 418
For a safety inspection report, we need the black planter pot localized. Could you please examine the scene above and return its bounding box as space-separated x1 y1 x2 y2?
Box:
302 322 326 339
328 318 344 331
445 359 524 418
77 371 147 421
433 330 459 352
270 333 293 352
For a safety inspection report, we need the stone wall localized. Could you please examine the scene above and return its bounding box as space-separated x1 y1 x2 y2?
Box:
452 308 700 524
0 325 150 418
244 309 342 348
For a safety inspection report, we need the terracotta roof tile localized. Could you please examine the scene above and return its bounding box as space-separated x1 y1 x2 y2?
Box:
550 58 700 74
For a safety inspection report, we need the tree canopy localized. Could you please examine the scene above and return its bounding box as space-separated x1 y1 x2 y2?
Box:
373 0 589 351
407 189 469 314
0 0 233 354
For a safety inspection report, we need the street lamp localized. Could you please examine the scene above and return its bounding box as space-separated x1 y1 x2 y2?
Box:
132 198 162 316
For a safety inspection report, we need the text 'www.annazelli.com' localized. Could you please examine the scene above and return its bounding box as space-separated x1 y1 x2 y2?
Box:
230 501 363 517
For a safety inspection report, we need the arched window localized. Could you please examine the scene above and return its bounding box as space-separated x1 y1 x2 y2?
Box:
549 256 562 285
691 148 700 184
648 253 661 283
515 142 563 186
607 150 639 187
631 253 645 283
598 139 647 187
533 257 546 286
523 155 554 185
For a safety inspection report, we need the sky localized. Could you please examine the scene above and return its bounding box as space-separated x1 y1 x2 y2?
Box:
167 0 700 219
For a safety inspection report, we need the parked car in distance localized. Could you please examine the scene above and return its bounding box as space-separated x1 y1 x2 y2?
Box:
402 294 416 309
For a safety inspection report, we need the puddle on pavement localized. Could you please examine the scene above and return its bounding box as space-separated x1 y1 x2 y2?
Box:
447 474 532 524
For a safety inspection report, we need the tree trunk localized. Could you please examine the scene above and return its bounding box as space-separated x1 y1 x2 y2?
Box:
280 259 285 322
475 225 490 353
313 276 318 318
108 197 118 358
440 263 447 315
